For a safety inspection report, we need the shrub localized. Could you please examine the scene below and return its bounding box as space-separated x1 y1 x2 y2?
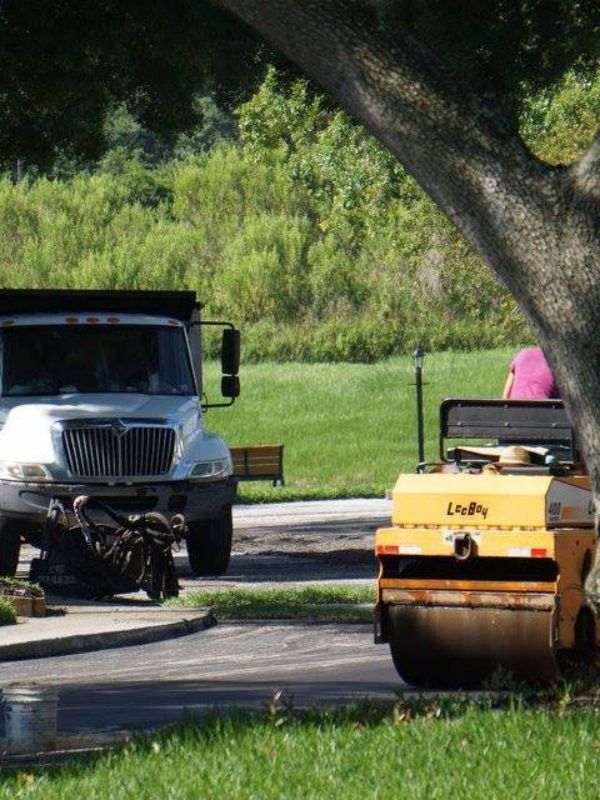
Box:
521 68 600 164
0 65 593 362
0 597 17 626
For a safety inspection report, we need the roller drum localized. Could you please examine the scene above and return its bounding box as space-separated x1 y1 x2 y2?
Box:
388 604 558 687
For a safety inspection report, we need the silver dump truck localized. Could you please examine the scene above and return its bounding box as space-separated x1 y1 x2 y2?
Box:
0 289 240 579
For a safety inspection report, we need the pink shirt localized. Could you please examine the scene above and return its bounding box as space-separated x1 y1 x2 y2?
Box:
509 348 560 399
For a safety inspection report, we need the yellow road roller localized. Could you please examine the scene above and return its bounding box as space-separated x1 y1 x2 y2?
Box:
374 398 597 686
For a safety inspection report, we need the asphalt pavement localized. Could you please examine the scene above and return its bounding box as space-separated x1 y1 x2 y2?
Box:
232 498 390 530
0 623 399 733
2 498 396 737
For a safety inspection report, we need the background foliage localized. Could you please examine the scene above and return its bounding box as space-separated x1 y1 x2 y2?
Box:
1 1 598 169
0 65 597 362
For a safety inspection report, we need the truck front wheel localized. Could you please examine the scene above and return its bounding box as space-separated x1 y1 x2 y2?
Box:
186 507 233 576
0 518 23 576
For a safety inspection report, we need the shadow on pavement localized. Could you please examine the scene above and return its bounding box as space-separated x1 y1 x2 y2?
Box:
175 550 376 584
0 674 399 735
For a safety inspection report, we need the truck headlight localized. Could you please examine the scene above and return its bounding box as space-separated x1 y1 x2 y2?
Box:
0 462 52 482
188 458 232 480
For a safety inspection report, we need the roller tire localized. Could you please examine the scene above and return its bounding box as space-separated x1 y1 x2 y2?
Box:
186 507 233 576
388 605 486 689
388 602 558 688
390 640 476 689
0 518 23 577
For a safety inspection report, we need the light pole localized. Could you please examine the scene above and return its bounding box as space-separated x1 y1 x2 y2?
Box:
412 345 425 469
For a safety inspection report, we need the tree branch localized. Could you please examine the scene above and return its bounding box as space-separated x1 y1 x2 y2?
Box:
214 1 600 492
216 1 510 160
215 1 564 298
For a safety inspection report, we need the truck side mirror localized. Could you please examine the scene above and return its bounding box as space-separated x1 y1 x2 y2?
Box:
221 375 240 399
199 321 240 409
221 329 240 376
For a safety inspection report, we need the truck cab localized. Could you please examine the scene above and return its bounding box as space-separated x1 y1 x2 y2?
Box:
0 289 240 579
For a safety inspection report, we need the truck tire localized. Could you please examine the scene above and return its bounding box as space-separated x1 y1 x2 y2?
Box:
0 518 22 577
186 507 233 576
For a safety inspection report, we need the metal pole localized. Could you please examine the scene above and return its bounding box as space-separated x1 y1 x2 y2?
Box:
413 346 425 468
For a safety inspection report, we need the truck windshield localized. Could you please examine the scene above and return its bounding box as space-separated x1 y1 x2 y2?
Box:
1 325 196 396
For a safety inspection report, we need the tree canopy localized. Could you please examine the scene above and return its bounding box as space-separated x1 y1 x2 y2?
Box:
0 0 271 168
214 1 600 497
2 1 598 169
399 1 599 115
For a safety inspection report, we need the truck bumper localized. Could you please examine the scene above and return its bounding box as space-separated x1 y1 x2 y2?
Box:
0 477 238 525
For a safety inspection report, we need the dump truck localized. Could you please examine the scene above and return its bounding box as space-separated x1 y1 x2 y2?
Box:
375 398 598 685
0 289 240 580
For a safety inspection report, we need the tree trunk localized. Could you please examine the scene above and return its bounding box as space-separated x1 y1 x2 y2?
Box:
215 1 600 592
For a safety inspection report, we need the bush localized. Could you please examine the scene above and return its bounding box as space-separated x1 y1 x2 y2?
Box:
0 65 594 361
0 597 17 626
521 68 600 164
0 577 44 598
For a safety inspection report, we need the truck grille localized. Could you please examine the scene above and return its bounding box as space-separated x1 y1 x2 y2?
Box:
62 424 176 479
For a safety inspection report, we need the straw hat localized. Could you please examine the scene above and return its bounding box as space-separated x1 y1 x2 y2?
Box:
497 445 531 466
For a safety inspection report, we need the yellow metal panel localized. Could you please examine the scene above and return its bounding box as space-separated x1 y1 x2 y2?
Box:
381 588 556 611
376 525 597 650
380 578 557 593
375 526 559 557
392 473 553 528
559 476 592 491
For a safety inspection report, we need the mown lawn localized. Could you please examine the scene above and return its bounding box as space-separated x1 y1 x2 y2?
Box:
168 585 376 622
3 702 599 799
203 348 515 498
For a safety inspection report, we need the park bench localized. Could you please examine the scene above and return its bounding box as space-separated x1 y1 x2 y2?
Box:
230 444 285 487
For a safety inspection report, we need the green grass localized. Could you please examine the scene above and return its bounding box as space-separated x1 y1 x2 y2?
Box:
234 483 383 503
203 348 515 499
3 700 600 799
0 596 16 625
170 586 376 622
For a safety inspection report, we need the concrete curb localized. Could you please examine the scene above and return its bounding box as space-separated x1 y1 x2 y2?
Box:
0 731 133 768
0 611 216 662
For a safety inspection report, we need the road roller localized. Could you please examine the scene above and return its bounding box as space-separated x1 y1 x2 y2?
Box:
375 398 598 686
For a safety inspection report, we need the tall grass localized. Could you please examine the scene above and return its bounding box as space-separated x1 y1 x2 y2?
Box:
0 157 525 362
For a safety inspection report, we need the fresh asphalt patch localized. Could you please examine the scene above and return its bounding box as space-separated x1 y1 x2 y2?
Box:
0 622 399 734
3 499 395 734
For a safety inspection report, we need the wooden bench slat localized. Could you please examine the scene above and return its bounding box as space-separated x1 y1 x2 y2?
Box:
231 446 281 457
230 444 284 486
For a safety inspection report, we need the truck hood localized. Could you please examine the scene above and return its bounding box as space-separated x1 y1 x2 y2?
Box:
0 393 199 422
0 394 207 465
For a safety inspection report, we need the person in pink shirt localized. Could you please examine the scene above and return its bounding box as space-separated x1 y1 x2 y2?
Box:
502 347 560 400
